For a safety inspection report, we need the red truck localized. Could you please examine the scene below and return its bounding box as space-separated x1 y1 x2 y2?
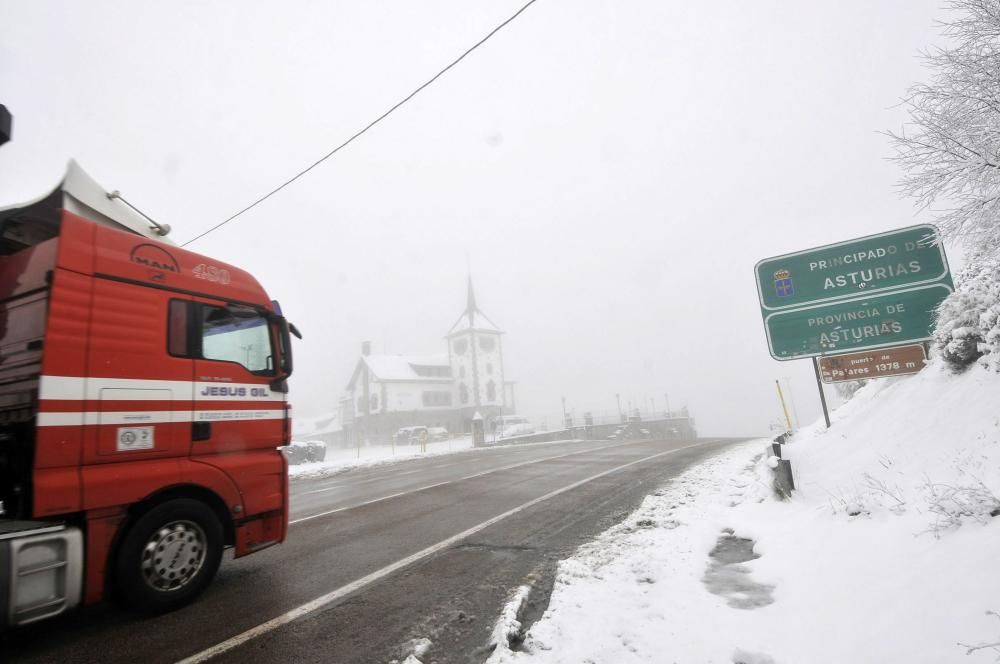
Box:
0 162 297 627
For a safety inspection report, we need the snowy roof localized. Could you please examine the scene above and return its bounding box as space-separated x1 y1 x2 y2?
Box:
403 354 451 368
346 353 452 389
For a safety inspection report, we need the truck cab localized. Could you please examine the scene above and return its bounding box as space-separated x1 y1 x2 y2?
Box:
0 162 296 627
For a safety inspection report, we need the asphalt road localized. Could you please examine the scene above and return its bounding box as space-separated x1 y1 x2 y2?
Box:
3 436 746 664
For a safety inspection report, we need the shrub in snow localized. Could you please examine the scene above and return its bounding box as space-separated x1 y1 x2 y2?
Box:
933 256 1000 372
833 379 868 401
958 610 1000 658
921 477 1000 536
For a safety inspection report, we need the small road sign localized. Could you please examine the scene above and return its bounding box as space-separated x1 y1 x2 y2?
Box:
755 224 950 311
818 344 927 383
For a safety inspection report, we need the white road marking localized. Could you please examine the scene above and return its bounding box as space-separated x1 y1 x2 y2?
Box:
299 467 429 495
292 440 632 517
458 441 626 481
176 441 705 664
290 482 453 524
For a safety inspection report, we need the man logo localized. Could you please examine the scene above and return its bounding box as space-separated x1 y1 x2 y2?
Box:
130 244 180 282
773 269 794 298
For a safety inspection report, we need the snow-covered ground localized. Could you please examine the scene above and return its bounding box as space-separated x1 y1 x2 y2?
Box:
487 361 1000 664
287 436 591 480
287 436 475 480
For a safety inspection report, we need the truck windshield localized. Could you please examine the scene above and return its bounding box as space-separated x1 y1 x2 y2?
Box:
201 304 274 374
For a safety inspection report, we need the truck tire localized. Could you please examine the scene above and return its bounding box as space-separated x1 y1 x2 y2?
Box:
114 498 224 614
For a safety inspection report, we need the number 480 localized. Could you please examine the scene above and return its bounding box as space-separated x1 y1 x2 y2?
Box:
193 263 231 284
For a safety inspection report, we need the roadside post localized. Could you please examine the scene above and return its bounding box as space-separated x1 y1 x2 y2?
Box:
755 224 953 429
775 379 794 432
472 411 485 447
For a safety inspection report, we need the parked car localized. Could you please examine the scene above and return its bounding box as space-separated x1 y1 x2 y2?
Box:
393 426 428 445
496 416 535 439
428 426 450 441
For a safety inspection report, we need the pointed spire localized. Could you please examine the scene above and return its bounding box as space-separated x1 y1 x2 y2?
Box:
448 272 501 336
466 273 477 323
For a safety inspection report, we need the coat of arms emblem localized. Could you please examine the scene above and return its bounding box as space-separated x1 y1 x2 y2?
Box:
774 269 794 298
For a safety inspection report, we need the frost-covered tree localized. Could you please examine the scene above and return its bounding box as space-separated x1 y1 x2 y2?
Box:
887 0 1000 371
888 0 1000 246
933 258 1000 370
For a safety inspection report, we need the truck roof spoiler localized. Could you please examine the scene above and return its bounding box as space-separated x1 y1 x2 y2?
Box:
0 160 174 252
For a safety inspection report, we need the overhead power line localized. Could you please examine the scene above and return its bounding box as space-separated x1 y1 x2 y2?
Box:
183 0 541 247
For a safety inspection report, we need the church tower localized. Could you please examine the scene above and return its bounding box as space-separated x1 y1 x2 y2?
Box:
447 277 505 422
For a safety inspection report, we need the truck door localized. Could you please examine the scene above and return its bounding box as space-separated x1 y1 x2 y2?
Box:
189 298 286 455
83 279 194 467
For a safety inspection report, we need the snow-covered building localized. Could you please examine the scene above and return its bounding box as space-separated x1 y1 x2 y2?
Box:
342 279 516 442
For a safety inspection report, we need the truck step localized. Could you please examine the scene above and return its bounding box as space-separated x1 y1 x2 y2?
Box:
1 522 82 627
0 519 64 540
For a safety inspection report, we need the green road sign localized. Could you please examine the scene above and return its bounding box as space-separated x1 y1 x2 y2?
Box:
755 225 950 311
763 284 952 360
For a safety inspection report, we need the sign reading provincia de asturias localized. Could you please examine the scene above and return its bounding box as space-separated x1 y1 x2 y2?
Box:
756 225 953 361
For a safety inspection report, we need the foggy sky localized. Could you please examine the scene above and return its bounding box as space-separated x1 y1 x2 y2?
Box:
0 1 955 435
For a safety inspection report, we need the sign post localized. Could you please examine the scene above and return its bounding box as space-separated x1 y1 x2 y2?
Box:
811 358 831 428
755 225 952 429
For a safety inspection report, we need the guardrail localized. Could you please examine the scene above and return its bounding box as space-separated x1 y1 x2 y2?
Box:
483 417 696 447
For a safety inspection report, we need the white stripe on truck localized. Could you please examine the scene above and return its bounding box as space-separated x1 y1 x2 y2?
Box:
39 375 284 402
37 410 286 427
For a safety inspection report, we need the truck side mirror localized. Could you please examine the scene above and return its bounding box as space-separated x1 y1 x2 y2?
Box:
268 316 294 393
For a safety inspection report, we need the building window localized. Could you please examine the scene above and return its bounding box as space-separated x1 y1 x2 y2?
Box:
486 380 496 401
459 383 469 405
479 336 495 352
370 394 379 411
453 339 468 355
486 363 493 376
422 391 453 407
412 364 452 378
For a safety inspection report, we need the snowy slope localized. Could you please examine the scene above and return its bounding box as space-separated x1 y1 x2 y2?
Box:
487 361 1000 664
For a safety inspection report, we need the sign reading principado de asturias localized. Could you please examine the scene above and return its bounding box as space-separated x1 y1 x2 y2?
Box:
756 225 953 361
755 224 950 311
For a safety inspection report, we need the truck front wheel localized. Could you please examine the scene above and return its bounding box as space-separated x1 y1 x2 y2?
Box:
114 498 224 614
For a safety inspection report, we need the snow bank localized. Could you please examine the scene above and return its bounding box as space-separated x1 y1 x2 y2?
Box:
288 436 474 480
489 362 1000 663
288 436 588 481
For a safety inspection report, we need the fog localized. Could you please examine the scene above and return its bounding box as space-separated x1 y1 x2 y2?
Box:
0 1 953 436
